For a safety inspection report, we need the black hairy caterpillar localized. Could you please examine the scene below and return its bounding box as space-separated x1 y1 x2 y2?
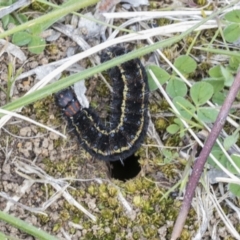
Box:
56 47 149 161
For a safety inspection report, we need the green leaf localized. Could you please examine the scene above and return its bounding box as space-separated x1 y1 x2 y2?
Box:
162 149 178 164
223 23 240 43
225 10 240 23
28 37 46 54
162 149 173 159
190 82 213 106
30 22 43 35
229 183 240 197
224 132 239 151
0 0 15 7
209 65 222 78
229 56 240 71
227 154 240 174
167 124 179 134
2 14 17 29
12 31 32 46
173 96 195 120
220 66 234 86
204 78 224 93
146 65 170 91
17 13 28 23
212 91 226 105
197 107 218 123
2 15 10 29
174 55 197 75
166 78 187 98
207 149 228 169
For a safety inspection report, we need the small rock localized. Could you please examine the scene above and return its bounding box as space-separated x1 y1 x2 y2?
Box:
49 132 59 140
20 127 31 136
42 138 48 148
48 140 54 151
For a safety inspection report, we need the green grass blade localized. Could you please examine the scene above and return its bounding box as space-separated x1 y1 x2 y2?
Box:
0 210 58 240
195 47 240 57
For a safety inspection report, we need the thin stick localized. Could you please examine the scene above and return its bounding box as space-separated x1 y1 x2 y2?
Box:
171 71 240 240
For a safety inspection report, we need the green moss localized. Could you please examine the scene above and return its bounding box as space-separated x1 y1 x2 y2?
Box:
60 209 70 221
42 156 80 177
157 18 171 26
95 80 110 98
154 117 168 131
107 185 118 197
136 137 161 159
88 184 97 196
52 137 65 149
30 1 49 11
32 95 55 123
236 223 240 234
38 214 50 225
52 222 62 232
143 224 158 238
133 231 140 240
46 44 59 56
194 0 207 6
107 197 119 209
118 216 129 227
37 176 198 239
224 237 236 240
100 209 114 221
149 99 169 114
124 181 137 193
8 125 20 135
205 3 214 10
180 228 191 239
159 163 178 179
164 135 181 147
162 45 179 62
